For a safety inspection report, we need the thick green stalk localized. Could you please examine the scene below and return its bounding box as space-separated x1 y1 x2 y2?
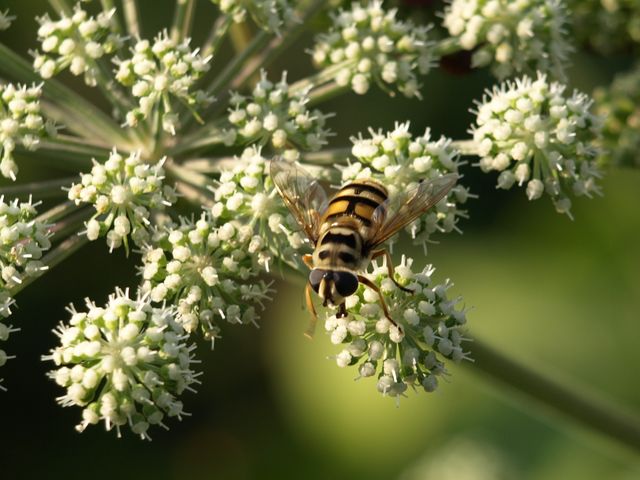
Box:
307 81 351 107
301 147 352 165
434 37 463 57
451 139 480 156
201 15 233 58
466 339 640 453
36 200 78 224
0 177 75 201
171 0 196 42
289 60 356 96
122 0 140 38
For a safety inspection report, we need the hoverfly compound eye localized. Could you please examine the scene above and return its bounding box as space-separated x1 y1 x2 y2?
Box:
309 269 325 293
334 271 359 298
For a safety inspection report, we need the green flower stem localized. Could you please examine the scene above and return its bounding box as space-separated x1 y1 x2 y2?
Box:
230 0 327 92
167 121 226 156
179 157 229 173
165 161 215 207
122 0 140 38
433 37 463 57
308 81 351 107
48 206 93 240
301 147 352 166
47 0 72 16
205 30 271 99
170 0 195 42
0 177 75 201
36 200 78 225
201 14 233 58
26 137 108 172
0 44 136 148
451 139 480 156
465 339 640 453
10 233 89 297
289 60 356 96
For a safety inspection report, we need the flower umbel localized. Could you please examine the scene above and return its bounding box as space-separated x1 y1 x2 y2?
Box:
343 122 470 248
224 71 332 156
312 0 435 97
44 288 199 440
115 30 212 133
471 73 603 217
211 0 295 33
0 83 54 180
443 0 571 79
325 256 469 398
67 149 177 252
34 4 123 85
140 214 273 345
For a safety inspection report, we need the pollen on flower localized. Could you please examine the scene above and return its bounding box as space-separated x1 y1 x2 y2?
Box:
343 121 471 248
43 288 199 440
115 30 212 134
312 0 435 98
443 0 572 79
211 0 295 33
34 3 124 85
325 256 470 399
67 149 177 252
472 73 603 216
139 214 273 345
0 83 55 180
223 71 332 156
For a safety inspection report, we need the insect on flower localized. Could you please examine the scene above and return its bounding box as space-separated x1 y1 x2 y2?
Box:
270 158 457 337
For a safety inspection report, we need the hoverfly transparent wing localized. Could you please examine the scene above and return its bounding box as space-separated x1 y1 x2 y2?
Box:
367 173 458 248
270 157 329 245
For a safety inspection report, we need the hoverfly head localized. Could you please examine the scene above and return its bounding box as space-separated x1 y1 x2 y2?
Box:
309 269 359 307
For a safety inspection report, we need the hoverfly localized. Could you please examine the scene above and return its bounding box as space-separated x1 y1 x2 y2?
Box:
270 158 458 337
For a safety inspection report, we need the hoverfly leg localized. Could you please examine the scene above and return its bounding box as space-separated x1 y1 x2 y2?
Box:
357 274 404 335
302 253 314 269
304 282 318 339
337 303 347 318
371 249 414 294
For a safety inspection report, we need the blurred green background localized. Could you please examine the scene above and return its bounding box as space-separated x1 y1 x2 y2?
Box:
0 1 639 479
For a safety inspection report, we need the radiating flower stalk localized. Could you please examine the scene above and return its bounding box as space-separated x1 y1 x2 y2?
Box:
0 0 637 449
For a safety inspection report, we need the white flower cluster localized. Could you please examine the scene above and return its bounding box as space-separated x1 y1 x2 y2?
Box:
44 288 198 440
211 146 305 270
0 83 54 180
326 256 469 398
224 72 332 157
472 73 603 216
34 4 123 85
443 0 571 79
0 319 19 391
342 122 469 248
0 197 52 316
115 31 212 134
311 0 435 97
139 214 273 345
67 149 177 252
211 0 295 33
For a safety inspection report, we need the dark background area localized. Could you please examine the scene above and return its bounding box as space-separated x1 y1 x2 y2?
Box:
0 1 639 479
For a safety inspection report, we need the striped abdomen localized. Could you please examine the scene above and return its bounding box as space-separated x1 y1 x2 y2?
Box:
313 180 388 270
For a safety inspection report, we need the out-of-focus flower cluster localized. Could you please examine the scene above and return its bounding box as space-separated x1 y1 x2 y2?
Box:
34 4 123 85
568 0 640 54
44 288 198 440
224 72 332 157
0 9 15 31
0 197 51 317
594 63 640 168
67 149 177 252
342 122 469 247
115 31 212 133
139 214 273 345
472 73 603 216
325 256 469 398
443 0 571 79
312 0 435 97
0 83 54 180
210 146 306 269
211 0 295 32
0 197 51 390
